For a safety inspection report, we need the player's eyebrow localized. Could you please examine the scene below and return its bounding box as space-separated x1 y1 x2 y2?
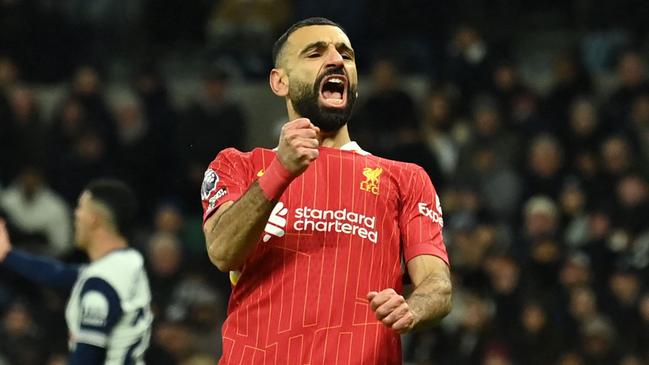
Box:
299 41 328 56
336 43 355 58
299 41 355 58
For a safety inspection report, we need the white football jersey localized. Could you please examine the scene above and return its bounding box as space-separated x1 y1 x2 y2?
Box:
65 248 153 364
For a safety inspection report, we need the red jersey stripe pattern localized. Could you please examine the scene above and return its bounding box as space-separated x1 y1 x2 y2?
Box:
201 145 449 365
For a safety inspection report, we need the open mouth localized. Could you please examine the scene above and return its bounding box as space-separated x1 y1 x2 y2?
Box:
319 74 348 108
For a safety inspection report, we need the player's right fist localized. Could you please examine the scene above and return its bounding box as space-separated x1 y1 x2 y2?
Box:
277 118 320 176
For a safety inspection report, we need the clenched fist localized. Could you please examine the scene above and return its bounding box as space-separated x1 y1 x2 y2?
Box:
277 118 320 176
367 289 418 334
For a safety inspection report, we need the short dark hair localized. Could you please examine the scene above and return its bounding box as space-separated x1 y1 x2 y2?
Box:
85 179 138 238
272 17 346 67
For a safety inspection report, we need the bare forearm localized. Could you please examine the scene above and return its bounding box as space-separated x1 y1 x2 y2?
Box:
204 119 320 271
205 182 275 271
407 269 452 329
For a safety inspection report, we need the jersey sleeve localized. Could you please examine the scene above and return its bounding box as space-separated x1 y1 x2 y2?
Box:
2 249 79 289
201 148 252 223
398 166 449 265
75 277 123 348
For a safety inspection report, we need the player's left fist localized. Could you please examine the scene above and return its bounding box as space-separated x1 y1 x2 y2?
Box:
367 289 417 333
0 219 12 262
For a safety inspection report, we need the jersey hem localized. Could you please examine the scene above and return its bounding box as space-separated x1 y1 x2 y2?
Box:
404 243 450 266
202 194 241 225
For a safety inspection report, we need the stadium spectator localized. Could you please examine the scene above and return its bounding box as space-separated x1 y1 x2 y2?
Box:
511 302 562 365
421 87 465 178
179 66 247 215
3 86 49 181
68 65 116 149
352 58 419 155
605 51 649 130
0 167 72 256
112 94 161 212
563 98 603 161
133 64 181 198
603 268 642 353
523 134 566 201
446 24 493 104
445 292 499 364
484 255 523 337
145 231 184 315
543 52 593 132
457 97 520 180
518 196 560 258
0 300 46 365
490 61 534 126
206 0 292 78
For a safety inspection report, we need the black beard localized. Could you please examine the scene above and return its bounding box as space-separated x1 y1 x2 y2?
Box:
289 69 357 133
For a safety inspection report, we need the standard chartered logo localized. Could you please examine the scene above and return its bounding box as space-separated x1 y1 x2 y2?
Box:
262 203 379 243
294 206 378 243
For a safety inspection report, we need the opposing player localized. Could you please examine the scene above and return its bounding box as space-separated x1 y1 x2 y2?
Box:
0 179 152 364
202 17 452 364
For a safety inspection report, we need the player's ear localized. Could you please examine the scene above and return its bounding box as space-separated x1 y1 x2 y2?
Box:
90 205 106 228
89 211 100 228
270 68 289 97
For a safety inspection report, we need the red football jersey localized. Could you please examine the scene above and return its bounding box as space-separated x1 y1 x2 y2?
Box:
201 142 448 365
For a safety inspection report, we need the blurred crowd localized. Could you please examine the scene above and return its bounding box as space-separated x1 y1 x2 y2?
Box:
360 47 649 365
1 1 649 365
0 57 240 364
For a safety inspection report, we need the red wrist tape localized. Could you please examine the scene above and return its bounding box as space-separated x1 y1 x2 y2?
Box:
258 158 295 200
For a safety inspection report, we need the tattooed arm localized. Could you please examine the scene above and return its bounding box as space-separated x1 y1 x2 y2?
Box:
406 255 452 329
367 255 451 333
204 118 319 272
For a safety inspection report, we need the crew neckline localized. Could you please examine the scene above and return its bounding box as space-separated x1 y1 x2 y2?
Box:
272 141 371 155
317 141 371 156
